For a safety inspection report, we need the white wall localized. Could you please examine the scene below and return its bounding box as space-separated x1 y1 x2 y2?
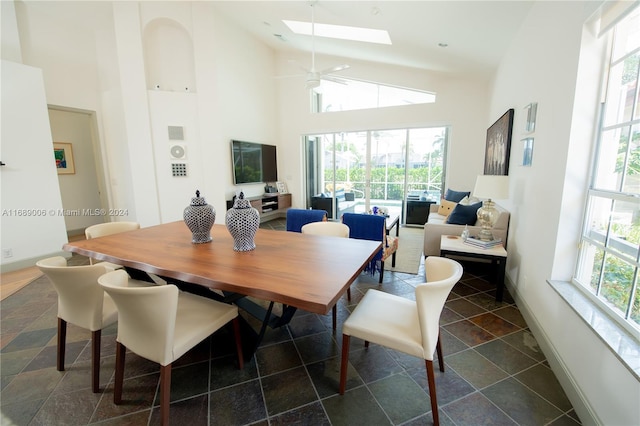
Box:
276 52 491 208
207 2 278 204
12 1 279 225
489 1 639 425
0 61 68 269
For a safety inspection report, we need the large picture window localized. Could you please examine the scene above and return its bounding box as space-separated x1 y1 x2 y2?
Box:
311 77 436 113
574 6 640 336
304 127 447 222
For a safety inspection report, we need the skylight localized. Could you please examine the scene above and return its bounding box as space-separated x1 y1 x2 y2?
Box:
282 20 392 45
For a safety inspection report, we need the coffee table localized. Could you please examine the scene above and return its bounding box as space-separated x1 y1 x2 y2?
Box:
439 235 507 301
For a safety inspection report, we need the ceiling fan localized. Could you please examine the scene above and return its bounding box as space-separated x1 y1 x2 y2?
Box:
289 1 350 90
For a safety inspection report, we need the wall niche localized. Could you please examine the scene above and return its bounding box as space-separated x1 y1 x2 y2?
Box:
143 18 196 93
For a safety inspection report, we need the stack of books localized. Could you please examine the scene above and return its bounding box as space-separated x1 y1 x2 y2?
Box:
464 237 502 249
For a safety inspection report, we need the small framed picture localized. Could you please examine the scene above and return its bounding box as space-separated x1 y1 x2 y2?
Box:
524 103 537 133
53 142 75 174
276 181 288 194
522 138 534 166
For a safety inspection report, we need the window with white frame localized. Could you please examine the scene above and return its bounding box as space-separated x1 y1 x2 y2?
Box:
574 6 640 336
311 77 436 113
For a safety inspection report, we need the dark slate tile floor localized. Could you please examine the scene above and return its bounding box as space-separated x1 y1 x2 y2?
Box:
0 219 580 425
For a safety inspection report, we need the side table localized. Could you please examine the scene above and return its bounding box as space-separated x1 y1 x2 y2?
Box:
385 214 400 267
385 214 400 237
439 235 507 301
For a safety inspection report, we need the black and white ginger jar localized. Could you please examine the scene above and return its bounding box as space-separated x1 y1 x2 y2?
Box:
225 192 260 251
183 190 216 244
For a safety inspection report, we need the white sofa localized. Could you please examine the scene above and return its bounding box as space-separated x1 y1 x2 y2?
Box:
423 203 510 257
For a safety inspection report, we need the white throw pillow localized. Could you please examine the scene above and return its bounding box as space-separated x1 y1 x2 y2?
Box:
459 196 481 206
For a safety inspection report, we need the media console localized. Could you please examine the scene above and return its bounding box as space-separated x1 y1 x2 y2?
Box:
226 193 291 223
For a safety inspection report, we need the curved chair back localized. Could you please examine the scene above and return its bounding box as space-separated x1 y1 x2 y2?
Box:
286 209 327 232
341 213 385 242
341 213 388 280
85 221 140 239
416 257 463 360
85 222 140 267
301 221 350 238
36 256 114 331
98 270 178 366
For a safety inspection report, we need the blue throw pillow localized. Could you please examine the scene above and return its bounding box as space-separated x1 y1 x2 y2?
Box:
445 189 471 203
446 202 483 225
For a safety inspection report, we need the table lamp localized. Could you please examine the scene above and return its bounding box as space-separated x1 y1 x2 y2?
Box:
473 175 509 241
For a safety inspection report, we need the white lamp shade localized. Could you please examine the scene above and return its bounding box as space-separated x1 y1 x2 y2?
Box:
473 175 509 200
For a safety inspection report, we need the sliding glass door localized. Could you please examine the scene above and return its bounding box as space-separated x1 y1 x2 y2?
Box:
305 127 447 223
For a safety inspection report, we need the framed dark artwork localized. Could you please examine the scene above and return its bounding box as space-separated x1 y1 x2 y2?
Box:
484 109 514 175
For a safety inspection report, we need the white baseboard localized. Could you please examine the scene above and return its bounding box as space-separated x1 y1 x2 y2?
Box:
0 250 71 273
505 278 599 426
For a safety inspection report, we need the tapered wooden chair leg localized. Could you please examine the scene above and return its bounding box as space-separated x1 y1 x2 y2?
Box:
436 334 444 372
426 360 440 426
339 334 350 394
114 342 126 405
160 364 172 426
57 318 67 372
332 306 337 331
232 318 244 370
91 330 101 392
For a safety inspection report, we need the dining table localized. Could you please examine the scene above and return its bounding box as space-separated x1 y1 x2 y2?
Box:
63 221 382 357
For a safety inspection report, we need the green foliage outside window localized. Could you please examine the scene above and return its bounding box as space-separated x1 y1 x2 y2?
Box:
591 224 640 325
327 165 443 200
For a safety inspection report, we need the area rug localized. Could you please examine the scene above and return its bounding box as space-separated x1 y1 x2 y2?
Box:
384 226 424 275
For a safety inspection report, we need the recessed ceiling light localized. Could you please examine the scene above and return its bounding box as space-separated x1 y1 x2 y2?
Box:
283 20 392 45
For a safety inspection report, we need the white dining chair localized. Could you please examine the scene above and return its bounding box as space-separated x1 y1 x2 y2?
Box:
36 256 116 393
339 256 463 426
84 221 140 270
98 269 244 426
301 221 350 330
301 221 350 238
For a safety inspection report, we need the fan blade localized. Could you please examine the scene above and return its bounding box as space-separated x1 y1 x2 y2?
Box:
320 64 349 75
274 73 306 79
322 75 347 85
287 59 311 74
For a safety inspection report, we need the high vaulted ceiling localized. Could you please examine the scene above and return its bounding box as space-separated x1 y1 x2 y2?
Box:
20 1 537 77
213 1 536 76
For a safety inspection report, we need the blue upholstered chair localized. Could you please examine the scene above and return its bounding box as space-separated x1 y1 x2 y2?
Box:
341 213 398 283
286 208 327 232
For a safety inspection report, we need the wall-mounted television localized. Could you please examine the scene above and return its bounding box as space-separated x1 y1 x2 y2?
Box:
231 140 278 184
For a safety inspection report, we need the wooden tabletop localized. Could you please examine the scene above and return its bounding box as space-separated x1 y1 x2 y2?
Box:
64 221 381 315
